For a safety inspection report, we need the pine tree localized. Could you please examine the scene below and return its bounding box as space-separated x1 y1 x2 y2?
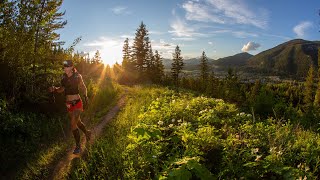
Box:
1 0 66 102
92 50 102 64
132 22 149 79
199 51 209 82
145 39 155 81
122 38 134 71
314 48 320 106
171 45 184 87
154 50 164 83
304 64 315 108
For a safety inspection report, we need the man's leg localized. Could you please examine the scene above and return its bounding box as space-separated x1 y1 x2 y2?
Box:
74 110 91 142
69 112 81 153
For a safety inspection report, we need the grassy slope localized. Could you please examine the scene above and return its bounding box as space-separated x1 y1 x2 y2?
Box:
70 85 320 179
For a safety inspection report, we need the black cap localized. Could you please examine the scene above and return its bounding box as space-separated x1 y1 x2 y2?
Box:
63 60 73 67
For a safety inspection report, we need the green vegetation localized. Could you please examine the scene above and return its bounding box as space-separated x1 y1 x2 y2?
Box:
0 1 120 178
12 78 119 180
71 86 320 179
1 2 320 179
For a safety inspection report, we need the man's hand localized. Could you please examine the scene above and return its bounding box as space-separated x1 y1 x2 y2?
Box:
48 86 55 93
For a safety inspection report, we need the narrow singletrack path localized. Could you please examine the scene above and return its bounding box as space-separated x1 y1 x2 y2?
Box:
50 92 127 180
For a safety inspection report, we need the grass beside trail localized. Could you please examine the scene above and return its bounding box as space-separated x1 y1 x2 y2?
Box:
69 85 165 179
70 85 320 179
16 79 120 180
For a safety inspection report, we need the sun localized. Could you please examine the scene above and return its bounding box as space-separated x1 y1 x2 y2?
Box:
100 45 123 66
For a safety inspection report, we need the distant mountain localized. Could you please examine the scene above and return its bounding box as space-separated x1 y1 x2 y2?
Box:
247 39 320 77
162 52 252 71
162 57 215 71
211 52 253 68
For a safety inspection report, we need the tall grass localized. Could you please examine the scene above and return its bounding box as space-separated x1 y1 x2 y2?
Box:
83 79 121 125
70 85 169 179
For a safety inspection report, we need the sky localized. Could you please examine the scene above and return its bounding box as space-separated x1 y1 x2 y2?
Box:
58 0 320 65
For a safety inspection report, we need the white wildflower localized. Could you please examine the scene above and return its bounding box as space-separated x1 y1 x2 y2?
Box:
305 166 310 171
158 121 164 126
270 147 276 153
247 114 252 117
255 155 262 161
178 119 182 123
297 163 302 168
181 122 188 127
240 112 245 116
172 118 175 123
252 148 259 154
169 124 174 128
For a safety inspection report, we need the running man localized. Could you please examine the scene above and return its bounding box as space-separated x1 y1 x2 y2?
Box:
49 60 91 154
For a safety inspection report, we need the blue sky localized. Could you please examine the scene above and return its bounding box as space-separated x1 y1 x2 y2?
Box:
58 0 320 65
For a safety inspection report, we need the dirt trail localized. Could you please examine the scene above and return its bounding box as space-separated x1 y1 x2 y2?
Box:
50 93 127 180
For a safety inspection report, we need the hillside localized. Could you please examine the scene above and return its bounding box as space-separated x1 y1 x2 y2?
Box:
163 57 215 71
163 52 252 71
162 39 320 78
247 39 320 77
211 52 253 69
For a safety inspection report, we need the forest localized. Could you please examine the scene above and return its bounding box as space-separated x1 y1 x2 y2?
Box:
1 0 320 179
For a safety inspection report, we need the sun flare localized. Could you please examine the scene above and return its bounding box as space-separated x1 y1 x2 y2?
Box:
100 44 123 66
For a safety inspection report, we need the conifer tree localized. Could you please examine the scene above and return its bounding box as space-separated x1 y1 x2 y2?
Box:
92 50 102 64
145 39 155 81
122 38 133 71
314 48 320 106
154 50 164 83
171 45 184 87
0 0 66 102
199 51 209 82
132 22 149 79
304 65 315 108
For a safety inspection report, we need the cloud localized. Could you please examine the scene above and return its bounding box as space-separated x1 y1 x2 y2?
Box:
169 17 198 37
169 16 208 40
120 34 135 39
293 21 313 38
152 39 176 58
208 41 213 45
111 6 131 15
261 33 291 40
149 31 166 35
182 0 268 29
232 31 258 38
172 37 196 41
209 29 258 38
241 41 261 52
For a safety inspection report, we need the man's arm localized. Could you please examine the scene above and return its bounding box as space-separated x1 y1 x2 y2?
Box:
49 86 65 93
55 86 65 93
